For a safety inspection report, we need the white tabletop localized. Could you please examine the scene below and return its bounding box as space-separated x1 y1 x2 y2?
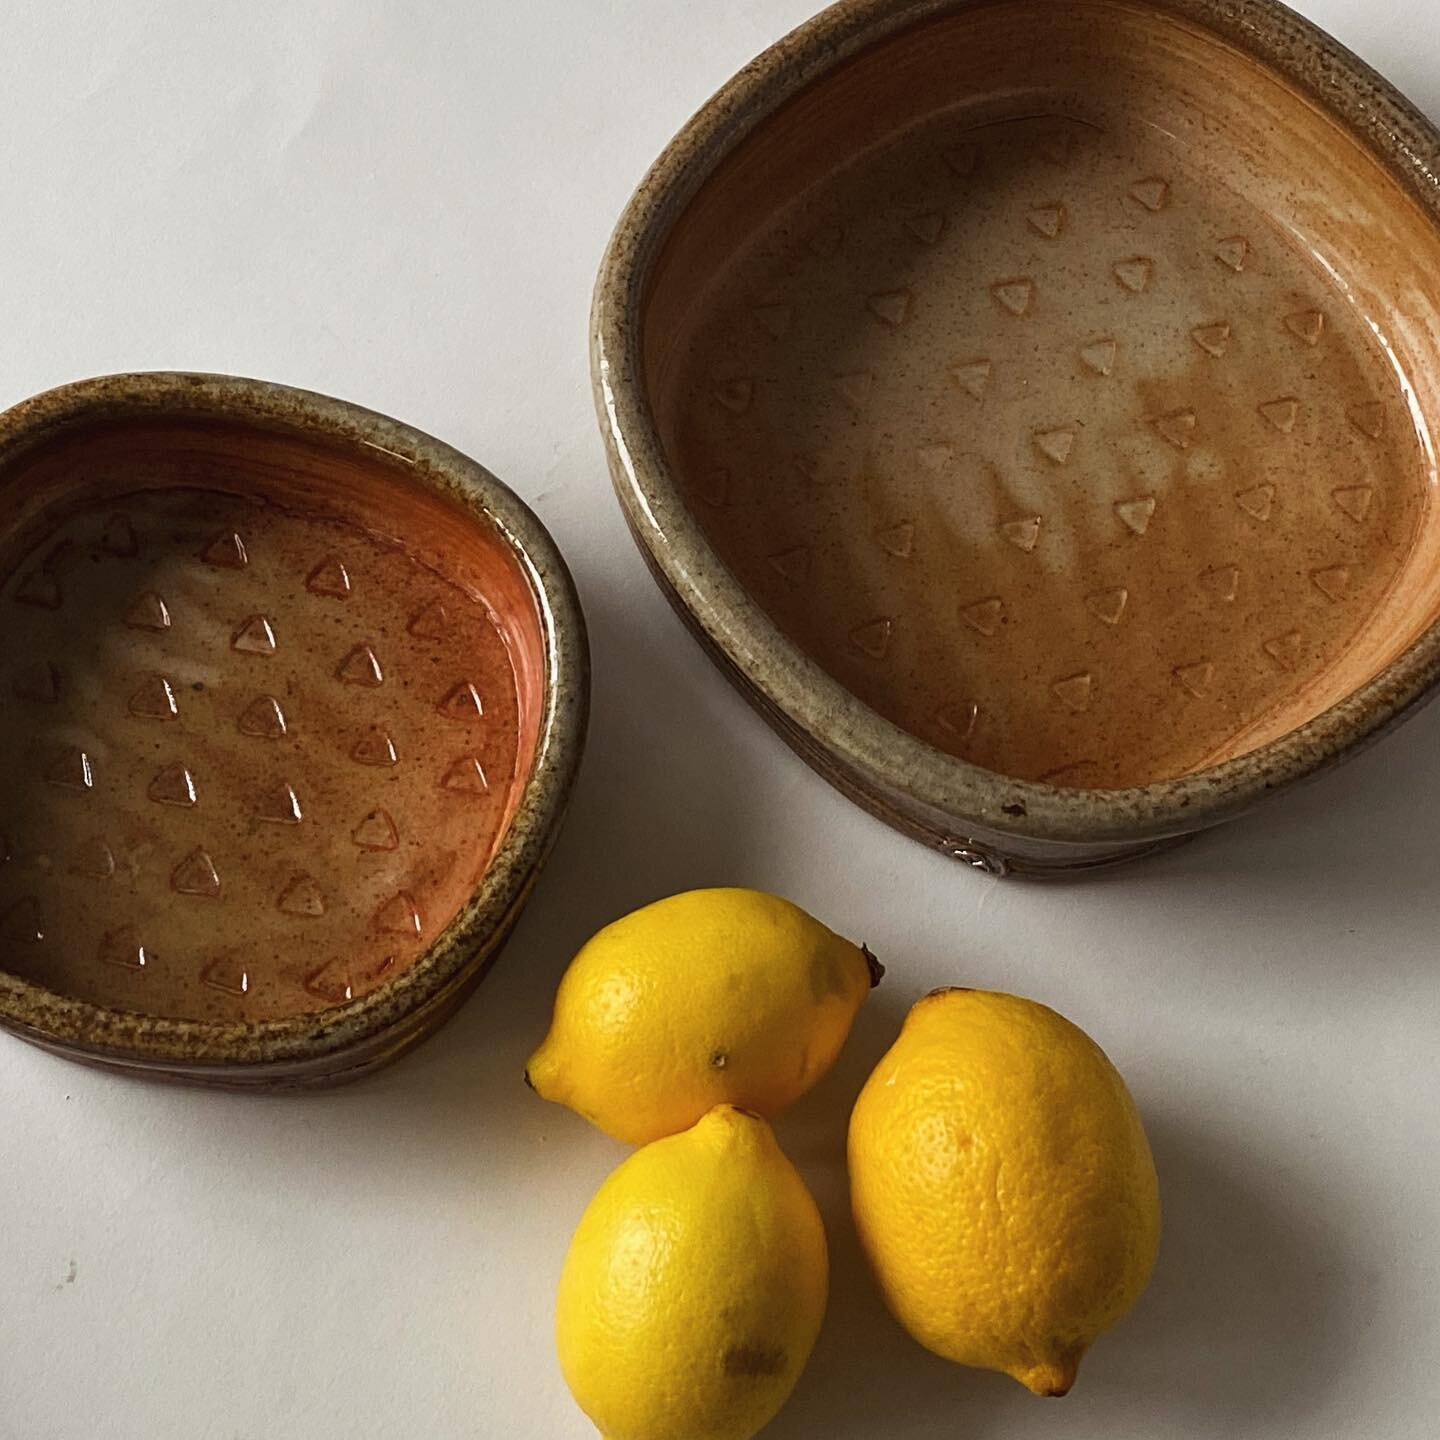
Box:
3 2 1438 1436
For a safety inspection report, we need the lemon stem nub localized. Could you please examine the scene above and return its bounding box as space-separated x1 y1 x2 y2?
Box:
1013 1356 1079 1397
862 944 884 987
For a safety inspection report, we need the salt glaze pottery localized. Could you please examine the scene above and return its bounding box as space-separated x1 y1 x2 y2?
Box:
0 374 587 1085
594 0 1440 873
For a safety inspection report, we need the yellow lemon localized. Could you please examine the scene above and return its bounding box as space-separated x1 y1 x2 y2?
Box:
527 888 880 1144
556 1105 827 1440
848 988 1159 1396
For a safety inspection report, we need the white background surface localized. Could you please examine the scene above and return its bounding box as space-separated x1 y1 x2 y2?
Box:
1 1 1438 1436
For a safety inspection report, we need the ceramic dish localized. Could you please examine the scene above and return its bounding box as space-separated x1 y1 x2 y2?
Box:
594 0 1440 873
0 373 587 1085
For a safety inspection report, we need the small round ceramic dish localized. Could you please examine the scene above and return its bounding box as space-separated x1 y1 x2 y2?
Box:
0 373 587 1085
594 0 1440 873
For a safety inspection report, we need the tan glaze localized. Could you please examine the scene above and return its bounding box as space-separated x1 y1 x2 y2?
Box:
0 376 587 1082
597 0 1440 867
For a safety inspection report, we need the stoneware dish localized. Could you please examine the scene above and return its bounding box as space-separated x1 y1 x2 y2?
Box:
0 373 587 1086
594 0 1440 873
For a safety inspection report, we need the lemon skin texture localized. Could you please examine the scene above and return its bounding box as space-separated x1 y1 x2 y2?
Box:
556 1105 828 1440
527 888 881 1144
848 988 1159 1396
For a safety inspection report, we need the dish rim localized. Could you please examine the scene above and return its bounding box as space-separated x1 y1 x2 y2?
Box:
0 370 590 1073
592 0 1440 849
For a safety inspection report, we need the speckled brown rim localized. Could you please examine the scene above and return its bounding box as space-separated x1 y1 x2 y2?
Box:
593 0 1440 855
0 372 589 1079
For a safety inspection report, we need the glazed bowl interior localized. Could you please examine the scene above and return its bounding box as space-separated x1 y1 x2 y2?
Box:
644 0 1440 790
0 406 549 1025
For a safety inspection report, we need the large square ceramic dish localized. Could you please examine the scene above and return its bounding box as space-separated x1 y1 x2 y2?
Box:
0 374 587 1085
594 0 1440 872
